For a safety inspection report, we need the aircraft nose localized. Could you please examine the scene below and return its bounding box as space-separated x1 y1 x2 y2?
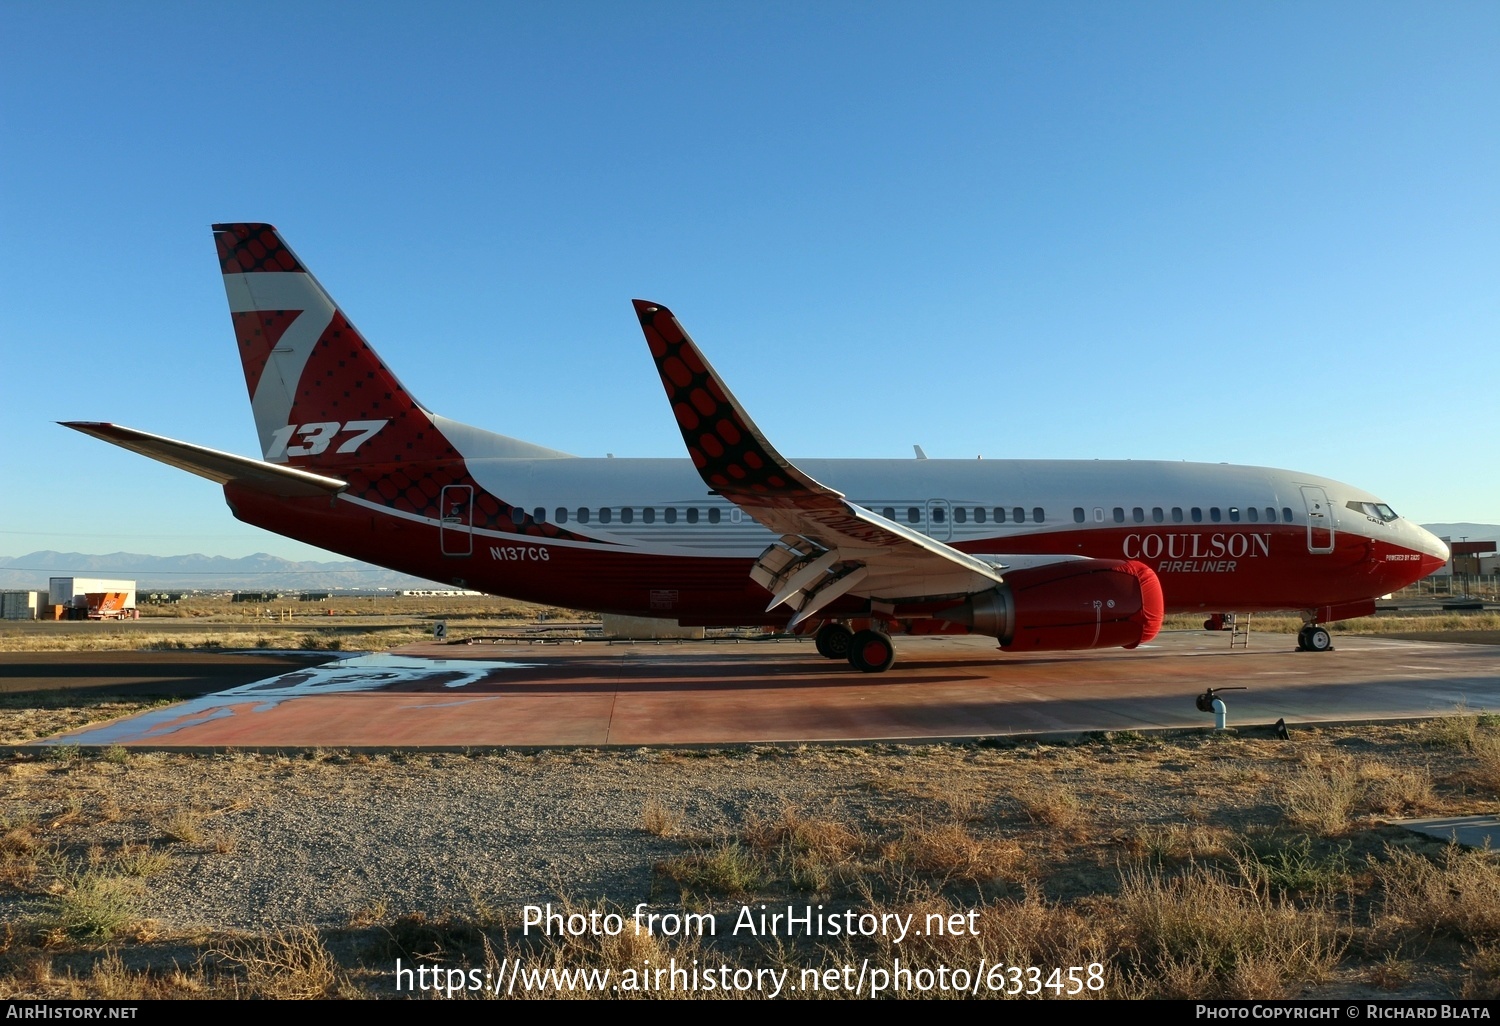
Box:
1415 527 1450 575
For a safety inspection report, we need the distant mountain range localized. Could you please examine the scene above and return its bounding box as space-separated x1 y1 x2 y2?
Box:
0 551 441 592
3 522 1496 593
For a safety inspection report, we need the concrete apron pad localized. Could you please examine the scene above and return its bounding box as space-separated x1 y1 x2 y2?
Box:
30 631 1500 749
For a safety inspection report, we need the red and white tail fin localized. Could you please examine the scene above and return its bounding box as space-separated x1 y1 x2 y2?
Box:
213 222 457 469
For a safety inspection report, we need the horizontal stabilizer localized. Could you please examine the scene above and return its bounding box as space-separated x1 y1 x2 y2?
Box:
60 422 347 498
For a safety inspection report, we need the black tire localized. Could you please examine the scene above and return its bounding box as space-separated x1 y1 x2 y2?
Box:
847 629 895 673
814 623 854 660
1307 626 1333 652
1296 626 1312 651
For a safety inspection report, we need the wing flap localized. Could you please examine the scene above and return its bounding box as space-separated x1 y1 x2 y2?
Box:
61 422 347 498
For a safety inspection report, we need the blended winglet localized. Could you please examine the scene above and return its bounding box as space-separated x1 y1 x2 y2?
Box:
632 300 841 508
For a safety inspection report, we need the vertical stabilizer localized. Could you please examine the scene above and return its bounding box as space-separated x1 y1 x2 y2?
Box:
213 222 459 468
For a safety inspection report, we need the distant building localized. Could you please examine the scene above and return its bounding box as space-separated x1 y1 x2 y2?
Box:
48 577 136 610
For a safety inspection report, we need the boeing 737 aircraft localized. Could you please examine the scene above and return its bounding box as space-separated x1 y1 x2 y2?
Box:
65 223 1450 672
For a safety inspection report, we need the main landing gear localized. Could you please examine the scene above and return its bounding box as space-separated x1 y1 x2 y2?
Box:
1296 624 1333 652
814 622 896 673
814 622 853 659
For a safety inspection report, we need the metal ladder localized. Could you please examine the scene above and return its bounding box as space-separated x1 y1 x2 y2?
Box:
1229 612 1251 649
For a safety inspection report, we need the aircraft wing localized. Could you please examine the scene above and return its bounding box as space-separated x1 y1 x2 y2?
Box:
61 422 348 498
632 301 1002 625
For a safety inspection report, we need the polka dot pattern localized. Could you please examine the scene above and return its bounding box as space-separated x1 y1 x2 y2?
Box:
212 223 305 274
285 310 456 468
633 301 819 500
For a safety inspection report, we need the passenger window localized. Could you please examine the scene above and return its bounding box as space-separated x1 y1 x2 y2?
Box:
511 508 525 526
908 507 921 524
599 507 612 524
621 507 634 524
1132 507 1145 524
974 508 987 524
1191 508 1203 523
954 507 967 524
1210 507 1222 523
1113 507 1125 524
1152 507 1164 523
686 508 699 524
1282 507 1293 522
642 508 655 524
664 508 677 524
533 507 546 523
1246 506 1259 523
1073 507 1085 524
708 508 721 524
1266 507 1276 523
1033 507 1045 523
577 507 590 524
1171 507 1183 523
1093 508 1104 523
555 507 569 524
1228 507 1240 523
882 507 895 520
1014 507 1026 523
995 507 1007 524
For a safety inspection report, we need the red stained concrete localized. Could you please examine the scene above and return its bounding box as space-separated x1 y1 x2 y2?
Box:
37 632 1500 748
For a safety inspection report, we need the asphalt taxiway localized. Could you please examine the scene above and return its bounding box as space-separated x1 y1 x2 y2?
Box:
27 630 1500 748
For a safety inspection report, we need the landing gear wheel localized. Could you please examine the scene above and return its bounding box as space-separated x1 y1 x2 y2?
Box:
1297 625 1333 652
847 630 895 673
814 623 854 660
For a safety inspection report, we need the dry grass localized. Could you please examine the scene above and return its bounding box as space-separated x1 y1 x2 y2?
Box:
881 821 1026 884
658 842 766 896
211 928 343 999
42 869 142 941
1116 860 1347 998
1422 710 1483 750
1280 755 1361 834
1011 780 1085 830
157 809 205 845
741 807 862 861
1471 734 1500 793
1376 845 1500 945
1359 761 1437 816
1126 823 1235 863
640 799 682 838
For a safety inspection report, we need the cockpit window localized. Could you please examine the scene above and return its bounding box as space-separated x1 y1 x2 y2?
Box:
1346 500 1399 523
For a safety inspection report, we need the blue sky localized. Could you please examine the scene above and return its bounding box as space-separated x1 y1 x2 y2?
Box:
2 2 1496 562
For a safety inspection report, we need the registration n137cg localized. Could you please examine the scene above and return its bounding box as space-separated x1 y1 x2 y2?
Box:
66 224 1449 672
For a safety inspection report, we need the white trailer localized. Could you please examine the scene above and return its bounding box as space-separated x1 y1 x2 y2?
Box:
48 577 137 611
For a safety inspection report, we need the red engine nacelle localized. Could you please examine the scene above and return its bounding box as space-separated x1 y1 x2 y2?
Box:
938 558 1164 651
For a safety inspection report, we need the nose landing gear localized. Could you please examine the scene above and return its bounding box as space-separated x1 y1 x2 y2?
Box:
1297 624 1333 652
